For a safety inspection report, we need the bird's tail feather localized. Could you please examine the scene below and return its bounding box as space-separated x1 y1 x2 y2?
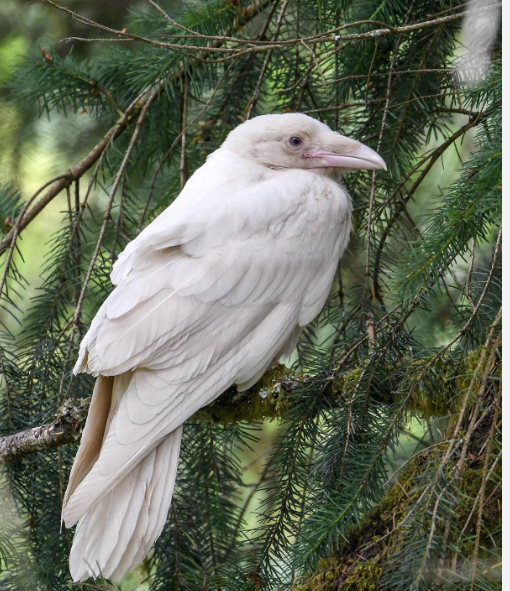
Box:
68 425 183 582
69 427 182 581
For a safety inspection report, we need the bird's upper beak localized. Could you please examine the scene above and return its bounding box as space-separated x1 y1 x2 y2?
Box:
304 132 386 171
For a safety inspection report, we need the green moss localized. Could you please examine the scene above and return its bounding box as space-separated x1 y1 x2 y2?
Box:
192 364 299 425
400 346 501 419
343 562 383 590
293 556 383 591
456 452 502 534
315 347 500 423
334 366 366 398
295 404 501 591
293 460 439 589
191 346 500 427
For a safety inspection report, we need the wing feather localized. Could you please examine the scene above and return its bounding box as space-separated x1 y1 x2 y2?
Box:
69 152 352 528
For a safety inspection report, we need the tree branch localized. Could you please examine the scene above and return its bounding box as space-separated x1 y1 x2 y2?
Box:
0 397 90 465
0 365 300 466
0 0 276 259
0 320 500 466
0 100 142 257
2 0 497 257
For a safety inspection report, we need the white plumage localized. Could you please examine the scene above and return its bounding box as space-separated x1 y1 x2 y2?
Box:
62 113 385 581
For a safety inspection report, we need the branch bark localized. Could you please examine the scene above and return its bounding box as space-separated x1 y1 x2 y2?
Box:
0 333 500 467
0 397 90 465
0 364 301 466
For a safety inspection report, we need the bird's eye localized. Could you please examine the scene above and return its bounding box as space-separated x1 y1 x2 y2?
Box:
289 136 302 147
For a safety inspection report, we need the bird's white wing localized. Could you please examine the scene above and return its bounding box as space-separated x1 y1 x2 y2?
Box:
64 153 351 525
77 152 351 378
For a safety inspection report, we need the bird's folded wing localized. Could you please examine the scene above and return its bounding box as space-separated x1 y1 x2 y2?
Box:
76 166 350 378
65 166 350 524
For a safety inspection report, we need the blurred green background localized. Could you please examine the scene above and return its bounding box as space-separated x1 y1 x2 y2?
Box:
0 2 489 588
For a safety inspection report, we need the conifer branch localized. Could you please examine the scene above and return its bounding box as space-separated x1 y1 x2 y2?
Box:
1 0 498 259
372 111 490 297
0 1 501 585
0 102 139 257
50 1 501 54
0 365 300 466
0 397 91 466
0 0 276 259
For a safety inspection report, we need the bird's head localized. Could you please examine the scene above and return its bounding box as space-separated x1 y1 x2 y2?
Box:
222 113 386 173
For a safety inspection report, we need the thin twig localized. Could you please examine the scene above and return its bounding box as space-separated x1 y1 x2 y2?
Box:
465 238 477 310
0 1 275 255
0 90 147 258
179 77 189 190
45 0 502 60
138 56 241 232
245 0 289 119
469 384 501 590
0 173 73 298
60 86 159 401
371 114 487 297
363 6 410 306
300 39 326 89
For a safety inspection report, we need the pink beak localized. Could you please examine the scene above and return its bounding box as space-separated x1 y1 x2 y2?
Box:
304 136 387 171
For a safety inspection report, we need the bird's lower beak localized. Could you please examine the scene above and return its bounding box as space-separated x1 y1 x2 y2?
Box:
304 137 387 171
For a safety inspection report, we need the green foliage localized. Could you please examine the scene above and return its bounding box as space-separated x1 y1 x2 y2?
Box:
9 49 114 118
400 68 502 298
0 1 501 590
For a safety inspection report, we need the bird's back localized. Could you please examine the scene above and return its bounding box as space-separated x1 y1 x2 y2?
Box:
63 145 352 582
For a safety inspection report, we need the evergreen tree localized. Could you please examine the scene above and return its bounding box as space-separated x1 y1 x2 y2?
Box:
0 1 501 589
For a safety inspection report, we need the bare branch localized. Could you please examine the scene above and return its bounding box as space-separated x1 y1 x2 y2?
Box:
0 397 90 465
0 101 141 257
3 0 496 258
363 2 412 307
245 0 290 119
44 0 502 60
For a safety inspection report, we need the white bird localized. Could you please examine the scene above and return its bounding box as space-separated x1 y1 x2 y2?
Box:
62 113 386 582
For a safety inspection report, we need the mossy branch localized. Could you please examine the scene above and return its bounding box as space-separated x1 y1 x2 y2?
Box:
0 345 498 466
0 364 300 466
292 344 502 591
